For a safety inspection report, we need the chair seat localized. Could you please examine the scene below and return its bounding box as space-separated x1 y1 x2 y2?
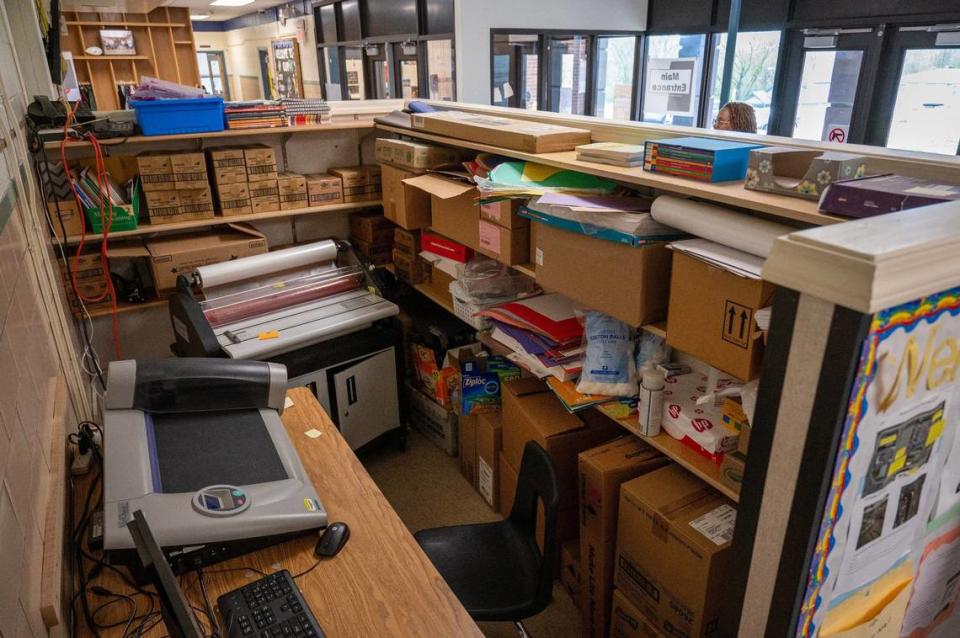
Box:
415 520 543 621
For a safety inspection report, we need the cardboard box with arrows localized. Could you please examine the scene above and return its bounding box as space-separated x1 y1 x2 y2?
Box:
666 250 775 381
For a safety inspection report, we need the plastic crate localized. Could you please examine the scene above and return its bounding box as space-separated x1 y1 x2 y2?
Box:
449 281 499 330
130 97 224 136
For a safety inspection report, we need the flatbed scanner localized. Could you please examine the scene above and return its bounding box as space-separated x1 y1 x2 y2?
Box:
103 358 327 574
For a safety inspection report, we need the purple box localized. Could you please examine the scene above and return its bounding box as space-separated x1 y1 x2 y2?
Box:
819 174 960 219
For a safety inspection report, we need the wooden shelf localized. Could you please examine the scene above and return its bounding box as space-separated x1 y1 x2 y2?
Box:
66 20 186 27
616 417 740 502
376 123 844 228
47 121 376 150
73 55 151 60
414 283 455 315
86 298 167 318
513 263 536 279
641 321 667 339
63 200 382 245
174 41 194 45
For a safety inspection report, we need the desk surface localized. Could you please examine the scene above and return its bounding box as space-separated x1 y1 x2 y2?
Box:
79 388 482 638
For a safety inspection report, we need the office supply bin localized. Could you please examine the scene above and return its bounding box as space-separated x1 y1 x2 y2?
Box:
130 97 224 136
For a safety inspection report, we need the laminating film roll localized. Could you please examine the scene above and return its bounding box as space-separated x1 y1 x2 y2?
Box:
649 195 794 258
196 240 339 288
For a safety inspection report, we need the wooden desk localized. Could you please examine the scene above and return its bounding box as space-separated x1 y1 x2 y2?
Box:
77 388 482 638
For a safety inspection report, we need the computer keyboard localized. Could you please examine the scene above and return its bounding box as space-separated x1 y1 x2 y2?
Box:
217 570 326 638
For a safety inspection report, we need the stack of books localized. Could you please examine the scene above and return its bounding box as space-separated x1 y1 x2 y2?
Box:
224 100 287 130
576 142 646 167
70 167 130 210
281 98 331 126
478 294 585 382
643 137 762 182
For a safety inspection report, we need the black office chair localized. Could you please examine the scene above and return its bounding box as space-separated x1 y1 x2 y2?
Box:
414 441 559 637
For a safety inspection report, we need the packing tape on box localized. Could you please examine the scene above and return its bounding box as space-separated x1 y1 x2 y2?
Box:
196 240 338 288
650 195 794 258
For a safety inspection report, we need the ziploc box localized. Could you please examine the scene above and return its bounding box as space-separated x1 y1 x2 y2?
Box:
660 370 741 463
459 355 521 416
615 464 736 637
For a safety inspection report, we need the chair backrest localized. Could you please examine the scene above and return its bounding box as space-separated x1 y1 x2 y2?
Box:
508 441 560 613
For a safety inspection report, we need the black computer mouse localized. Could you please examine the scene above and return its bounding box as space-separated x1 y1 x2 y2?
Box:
315 522 350 558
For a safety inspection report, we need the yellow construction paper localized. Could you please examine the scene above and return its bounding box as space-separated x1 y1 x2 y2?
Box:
820 562 913 636
521 163 563 183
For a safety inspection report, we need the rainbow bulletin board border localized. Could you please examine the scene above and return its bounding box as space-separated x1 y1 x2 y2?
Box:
795 286 960 637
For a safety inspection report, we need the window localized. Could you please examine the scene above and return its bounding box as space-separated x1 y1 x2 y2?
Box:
594 36 636 120
492 34 539 109
399 59 419 99
886 48 960 155
793 50 864 141
426 39 455 100
643 34 707 126
548 36 589 114
343 47 366 99
707 31 782 133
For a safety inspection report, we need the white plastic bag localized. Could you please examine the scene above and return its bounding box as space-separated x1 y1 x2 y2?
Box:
576 311 637 397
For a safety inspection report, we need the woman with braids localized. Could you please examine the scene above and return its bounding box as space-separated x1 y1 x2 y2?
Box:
713 101 758 133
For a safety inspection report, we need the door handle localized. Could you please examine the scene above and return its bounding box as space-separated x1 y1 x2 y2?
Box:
346 376 357 405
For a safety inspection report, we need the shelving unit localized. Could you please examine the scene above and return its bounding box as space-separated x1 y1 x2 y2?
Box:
414 283 456 315
60 7 199 111
62 200 383 245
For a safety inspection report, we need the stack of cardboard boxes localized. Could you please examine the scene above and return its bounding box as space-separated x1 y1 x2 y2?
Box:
208 147 252 216
392 227 428 285
349 211 395 266
304 173 344 207
330 165 382 203
137 151 215 225
244 144 280 214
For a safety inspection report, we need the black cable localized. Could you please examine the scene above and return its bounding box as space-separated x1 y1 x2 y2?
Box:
291 559 323 580
195 568 220 638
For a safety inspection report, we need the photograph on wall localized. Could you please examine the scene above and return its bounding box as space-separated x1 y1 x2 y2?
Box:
100 29 136 56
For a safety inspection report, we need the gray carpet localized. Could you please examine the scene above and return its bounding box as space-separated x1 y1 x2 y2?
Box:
360 428 581 638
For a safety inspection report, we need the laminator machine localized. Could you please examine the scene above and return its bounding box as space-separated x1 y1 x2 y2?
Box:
103 358 327 574
169 239 405 450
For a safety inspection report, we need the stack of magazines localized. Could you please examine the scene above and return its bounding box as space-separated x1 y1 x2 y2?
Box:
70 167 131 210
281 98 331 126
224 100 287 129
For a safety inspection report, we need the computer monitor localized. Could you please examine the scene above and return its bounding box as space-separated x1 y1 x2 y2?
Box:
126 509 207 638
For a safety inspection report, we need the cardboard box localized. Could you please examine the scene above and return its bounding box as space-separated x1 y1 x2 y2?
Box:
499 452 579 551
305 174 343 206
480 199 527 230
248 164 279 183
171 152 208 189
615 464 736 637
207 147 246 169
145 224 267 291
406 382 458 456
459 413 479 487
249 181 280 200
422 231 473 263
280 193 308 211
381 165 431 229
457 354 521 415
578 437 669 638
666 250 775 380
47 200 85 239
353 238 393 266
350 212 395 245
215 182 252 217
375 137 460 171
501 378 621 509
427 265 455 307
330 165 382 202
738 423 751 456
744 147 866 201
405 175 478 249
137 152 176 192
251 197 280 215
144 190 181 224
477 412 502 510
392 249 429 284
561 540 582 599
244 145 278 182
720 449 746 490
411 111 592 154
610 590 662 638
819 173 960 219
60 251 111 313
277 172 307 210
534 222 671 326
212 165 248 185
177 187 215 219
478 219 529 265
394 227 421 255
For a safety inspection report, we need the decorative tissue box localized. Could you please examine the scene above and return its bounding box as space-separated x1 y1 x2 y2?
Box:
744 147 866 201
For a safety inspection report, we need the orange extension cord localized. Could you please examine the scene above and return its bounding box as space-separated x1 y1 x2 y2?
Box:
60 99 123 359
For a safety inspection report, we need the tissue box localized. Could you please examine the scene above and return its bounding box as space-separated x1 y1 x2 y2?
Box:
744 147 866 201
661 371 740 462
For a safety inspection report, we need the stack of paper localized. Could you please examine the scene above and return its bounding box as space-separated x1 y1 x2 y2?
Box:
474 161 619 199
576 142 646 167
669 238 765 280
546 377 615 412
224 100 286 129
523 194 685 246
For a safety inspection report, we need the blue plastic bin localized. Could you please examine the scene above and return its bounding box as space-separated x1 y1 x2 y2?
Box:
130 97 225 136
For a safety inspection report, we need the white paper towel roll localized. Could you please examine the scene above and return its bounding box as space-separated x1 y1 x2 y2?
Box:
196 240 339 288
650 195 794 258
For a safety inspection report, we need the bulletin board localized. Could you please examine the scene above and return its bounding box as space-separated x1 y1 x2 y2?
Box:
271 37 304 99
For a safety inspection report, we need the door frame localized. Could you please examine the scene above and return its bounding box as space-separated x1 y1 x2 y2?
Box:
769 27 885 143
257 47 272 99
197 49 231 99
864 24 960 154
